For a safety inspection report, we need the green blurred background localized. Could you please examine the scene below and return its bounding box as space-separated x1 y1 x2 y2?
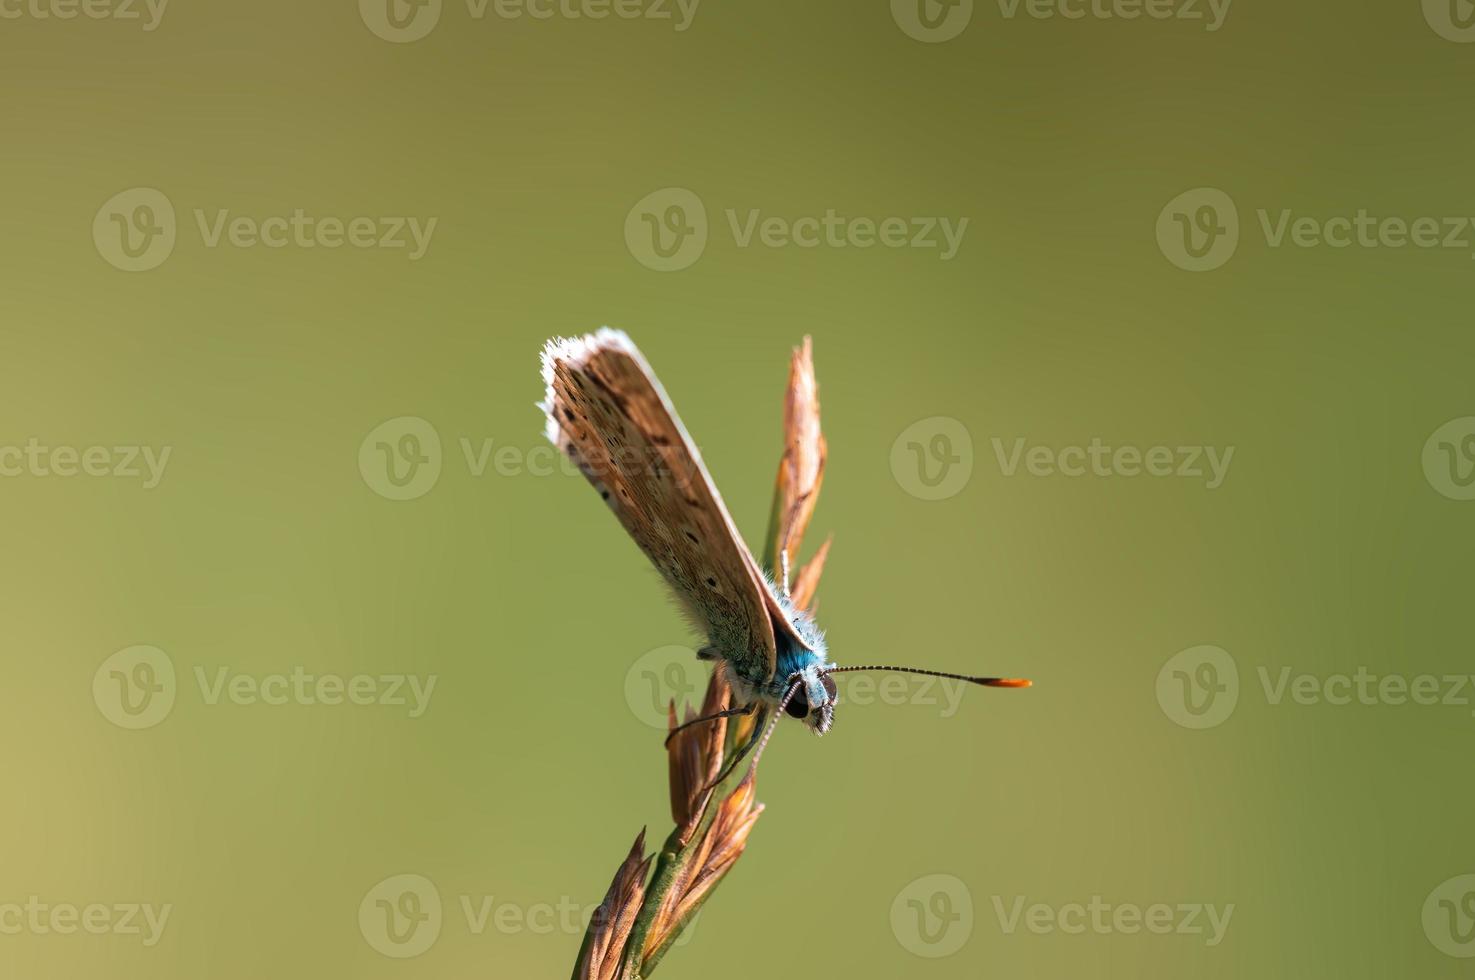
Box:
2 1 1473 977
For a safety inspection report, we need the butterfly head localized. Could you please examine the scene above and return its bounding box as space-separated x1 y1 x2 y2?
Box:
783 667 838 735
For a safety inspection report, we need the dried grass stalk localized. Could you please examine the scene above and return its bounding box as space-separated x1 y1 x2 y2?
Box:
570 338 827 980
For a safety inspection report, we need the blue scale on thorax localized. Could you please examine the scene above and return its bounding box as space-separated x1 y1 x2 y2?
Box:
763 573 831 697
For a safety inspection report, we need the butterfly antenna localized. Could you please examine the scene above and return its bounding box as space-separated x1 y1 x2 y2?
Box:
823 665 1032 688
741 677 803 786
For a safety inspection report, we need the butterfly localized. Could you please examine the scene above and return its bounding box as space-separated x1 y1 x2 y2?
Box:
540 329 1028 772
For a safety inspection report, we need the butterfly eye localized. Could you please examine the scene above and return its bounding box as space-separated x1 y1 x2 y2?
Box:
820 673 838 704
784 689 810 719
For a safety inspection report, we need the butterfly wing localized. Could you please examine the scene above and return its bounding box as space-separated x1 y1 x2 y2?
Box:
541 329 782 688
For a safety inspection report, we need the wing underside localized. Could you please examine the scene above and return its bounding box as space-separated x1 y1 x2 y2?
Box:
541 329 791 686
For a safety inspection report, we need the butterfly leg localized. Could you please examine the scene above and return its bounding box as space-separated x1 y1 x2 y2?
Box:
663 702 757 747
779 547 791 598
701 705 770 792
